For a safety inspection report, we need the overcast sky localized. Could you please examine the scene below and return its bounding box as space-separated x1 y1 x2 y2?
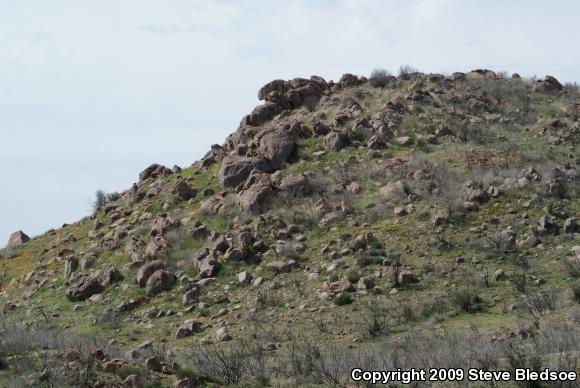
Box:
1 0 579 243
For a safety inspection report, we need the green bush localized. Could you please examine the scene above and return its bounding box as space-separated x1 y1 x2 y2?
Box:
357 255 383 268
175 367 198 380
334 293 353 306
346 271 361 284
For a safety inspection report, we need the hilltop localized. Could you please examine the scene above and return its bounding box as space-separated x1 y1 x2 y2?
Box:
1 68 579 387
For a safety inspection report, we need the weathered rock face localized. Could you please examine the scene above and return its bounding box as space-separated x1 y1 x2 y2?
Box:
218 156 271 188
145 270 176 296
6 230 30 248
257 128 296 170
65 275 105 301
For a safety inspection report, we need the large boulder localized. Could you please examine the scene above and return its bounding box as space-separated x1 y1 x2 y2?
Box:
95 266 124 287
324 131 348 151
379 181 406 202
257 129 296 170
279 174 312 196
145 270 176 296
139 163 169 182
258 79 290 100
65 275 105 301
244 103 282 126
172 179 197 201
532 75 563 93
237 170 275 213
6 230 30 248
218 156 271 188
136 260 165 287
238 185 274 213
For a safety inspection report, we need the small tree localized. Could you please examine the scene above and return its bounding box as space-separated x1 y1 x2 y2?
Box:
93 190 120 212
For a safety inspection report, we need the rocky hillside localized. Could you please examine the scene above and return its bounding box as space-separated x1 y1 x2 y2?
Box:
1 69 579 387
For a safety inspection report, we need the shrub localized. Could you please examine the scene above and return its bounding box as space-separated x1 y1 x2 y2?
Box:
356 255 383 268
398 64 418 78
564 258 580 278
522 289 558 317
362 302 389 338
450 287 482 313
93 189 121 211
334 293 353 306
346 271 360 284
369 68 392 87
570 280 580 303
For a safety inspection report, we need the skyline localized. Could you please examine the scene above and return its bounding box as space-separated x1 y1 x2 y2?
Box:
1 0 579 243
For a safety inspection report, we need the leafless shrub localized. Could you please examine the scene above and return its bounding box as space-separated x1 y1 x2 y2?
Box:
522 289 559 317
398 65 419 78
186 340 267 385
369 68 393 87
564 258 580 278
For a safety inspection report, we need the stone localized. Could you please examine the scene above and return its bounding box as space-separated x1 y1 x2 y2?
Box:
238 271 253 284
495 269 507 281
267 261 293 274
182 288 200 305
218 155 271 188
398 270 418 286
136 260 165 287
324 131 348 151
379 181 405 201
145 356 162 372
432 213 448 227
6 230 30 247
65 275 105 301
175 320 203 338
172 179 197 201
96 266 124 287
216 327 232 342
123 374 144 388
64 256 79 280
393 206 407 217
395 136 413 146
563 218 579 234
145 270 176 296
532 75 563 93
139 163 168 182
279 174 312 196
80 254 97 272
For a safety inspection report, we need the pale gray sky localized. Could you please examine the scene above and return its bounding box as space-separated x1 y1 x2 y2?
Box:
1 0 579 243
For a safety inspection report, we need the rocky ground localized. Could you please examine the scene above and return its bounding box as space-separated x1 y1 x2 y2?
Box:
0 69 579 387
